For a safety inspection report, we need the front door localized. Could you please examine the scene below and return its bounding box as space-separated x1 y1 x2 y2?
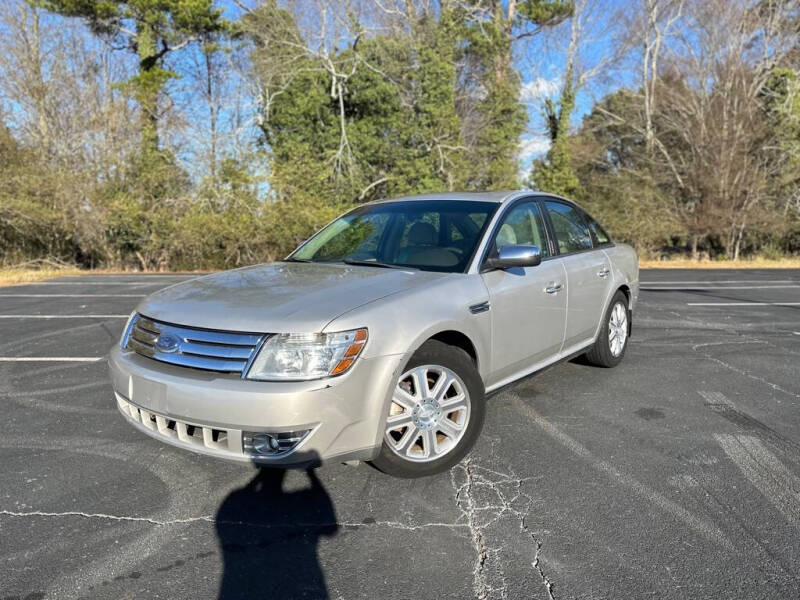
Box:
481 200 567 386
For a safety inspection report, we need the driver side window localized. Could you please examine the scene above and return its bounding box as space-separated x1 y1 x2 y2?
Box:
491 201 550 257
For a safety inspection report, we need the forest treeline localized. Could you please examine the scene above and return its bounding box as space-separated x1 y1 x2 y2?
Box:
1 0 799 270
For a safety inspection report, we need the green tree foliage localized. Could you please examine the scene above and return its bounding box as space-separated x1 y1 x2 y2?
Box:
246 2 470 209
461 0 573 189
4 0 800 271
43 0 225 157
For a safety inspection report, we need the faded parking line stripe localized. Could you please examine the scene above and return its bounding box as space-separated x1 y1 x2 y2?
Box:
715 434 800 529
23 279 194 285
0 314 128 319
0 357 104 362
510 394 734 550
0 294 145 298
641 285 800 290
686 302 800 306
641 280 798 285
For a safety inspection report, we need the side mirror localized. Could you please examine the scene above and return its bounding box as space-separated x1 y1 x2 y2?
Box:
485 245 542 270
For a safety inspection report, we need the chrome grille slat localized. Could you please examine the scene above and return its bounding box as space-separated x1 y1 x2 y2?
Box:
150 352 247 372
131 327 158 345
125 314 265 375
179 341 253 360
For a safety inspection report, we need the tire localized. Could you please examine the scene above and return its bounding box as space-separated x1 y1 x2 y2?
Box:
585 290 630 368
371 340 486 478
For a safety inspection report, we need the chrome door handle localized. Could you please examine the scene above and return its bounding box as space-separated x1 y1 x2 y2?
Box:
545 283 563 294
597 266 610 278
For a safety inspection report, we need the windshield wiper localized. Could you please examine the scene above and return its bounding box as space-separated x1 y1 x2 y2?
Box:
342 258 407 269
282 257 312 263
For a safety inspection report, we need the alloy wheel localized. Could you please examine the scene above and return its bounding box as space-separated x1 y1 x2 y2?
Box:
385 365 471 462
608 302 628 357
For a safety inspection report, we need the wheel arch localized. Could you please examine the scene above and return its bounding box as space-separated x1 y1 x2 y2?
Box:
402 324 487 381
428 330 479 368
617 284 631 304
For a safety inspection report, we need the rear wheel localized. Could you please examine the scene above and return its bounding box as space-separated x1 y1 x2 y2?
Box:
371 340 485 478
585 291 629 368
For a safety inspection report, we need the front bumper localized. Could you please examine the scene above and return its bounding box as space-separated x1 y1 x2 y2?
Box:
108 347 404 466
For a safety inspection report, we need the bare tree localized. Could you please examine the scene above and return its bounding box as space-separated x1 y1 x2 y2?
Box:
639 0 684 155
657 0 800 258
0 0 138 176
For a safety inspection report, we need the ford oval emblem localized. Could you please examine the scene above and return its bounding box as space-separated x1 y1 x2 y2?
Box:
155 332 181 354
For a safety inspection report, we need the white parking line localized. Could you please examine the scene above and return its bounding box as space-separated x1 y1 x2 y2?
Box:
24 279 195 285
0 315 128 319
687 302 800 307
716 434 800 529
641 285 800 290
0 294 145 298
641 280 798 285
0 357 104 362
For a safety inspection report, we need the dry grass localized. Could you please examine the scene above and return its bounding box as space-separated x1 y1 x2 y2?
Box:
639 257 800 269
0 266 84 286
0 266 211 287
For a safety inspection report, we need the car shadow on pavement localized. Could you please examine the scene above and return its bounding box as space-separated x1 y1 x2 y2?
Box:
216 452 338 599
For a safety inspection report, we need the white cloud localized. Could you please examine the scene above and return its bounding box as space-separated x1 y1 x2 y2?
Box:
520 77 561 102
517 135 551 183
519 135 551 160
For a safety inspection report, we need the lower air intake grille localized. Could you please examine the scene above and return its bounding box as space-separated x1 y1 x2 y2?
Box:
125 314 265 376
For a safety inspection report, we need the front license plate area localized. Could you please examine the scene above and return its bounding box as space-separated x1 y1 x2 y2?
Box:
131 375 167 411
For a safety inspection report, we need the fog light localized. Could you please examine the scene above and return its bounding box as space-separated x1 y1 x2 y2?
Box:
252 434 280 453
242 429 311 456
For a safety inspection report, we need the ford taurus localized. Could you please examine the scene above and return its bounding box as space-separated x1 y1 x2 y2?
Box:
109 191 638 477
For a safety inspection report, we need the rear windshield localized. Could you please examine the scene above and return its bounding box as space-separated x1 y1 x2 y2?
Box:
290 200 499 272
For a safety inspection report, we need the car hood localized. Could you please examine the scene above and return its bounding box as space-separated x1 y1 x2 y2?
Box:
136 262 449 333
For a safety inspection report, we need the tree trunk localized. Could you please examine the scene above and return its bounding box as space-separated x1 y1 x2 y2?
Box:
204 48 217 182
137 23 160 157
733 222 745 260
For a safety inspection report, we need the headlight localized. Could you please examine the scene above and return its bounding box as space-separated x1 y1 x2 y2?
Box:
120 312 138 349
246 328 368 381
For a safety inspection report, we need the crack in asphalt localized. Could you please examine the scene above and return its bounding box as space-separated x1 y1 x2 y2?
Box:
451 460 555 600
0 509 469 532
452 460 491 599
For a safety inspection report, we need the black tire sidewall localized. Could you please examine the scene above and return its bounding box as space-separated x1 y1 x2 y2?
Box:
587 291 629 368
371 340 486 478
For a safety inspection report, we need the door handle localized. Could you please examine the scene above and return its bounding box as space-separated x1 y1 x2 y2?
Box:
545 283 563 294
597 266 610 278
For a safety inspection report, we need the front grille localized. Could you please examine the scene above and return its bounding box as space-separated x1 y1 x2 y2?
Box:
126 314 265 376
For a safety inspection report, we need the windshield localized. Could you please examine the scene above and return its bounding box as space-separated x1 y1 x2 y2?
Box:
290 200 499 273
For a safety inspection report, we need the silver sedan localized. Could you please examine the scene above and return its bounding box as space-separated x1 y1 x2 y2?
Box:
109 191 638 478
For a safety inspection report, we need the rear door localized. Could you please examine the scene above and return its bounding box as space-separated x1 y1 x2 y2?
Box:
481 200 567 384
543 200 614 349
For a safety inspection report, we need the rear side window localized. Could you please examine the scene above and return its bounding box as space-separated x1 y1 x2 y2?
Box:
583 211 611 245
544 201 593 254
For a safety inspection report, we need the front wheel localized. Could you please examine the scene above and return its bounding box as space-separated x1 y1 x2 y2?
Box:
585 291 630 368
371 340 486 478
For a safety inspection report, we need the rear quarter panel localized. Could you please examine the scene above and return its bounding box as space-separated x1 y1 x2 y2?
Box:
603 244 639 310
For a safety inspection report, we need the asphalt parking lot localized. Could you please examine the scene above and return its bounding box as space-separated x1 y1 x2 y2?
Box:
1 269 799 600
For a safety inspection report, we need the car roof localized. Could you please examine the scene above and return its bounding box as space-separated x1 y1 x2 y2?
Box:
366 190 568 205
